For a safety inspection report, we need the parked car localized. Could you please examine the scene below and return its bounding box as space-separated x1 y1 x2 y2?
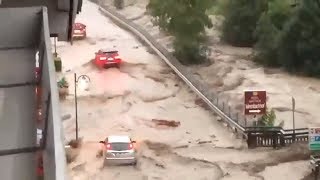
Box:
94 49 122 68
72 22 87 39
99 135 137 165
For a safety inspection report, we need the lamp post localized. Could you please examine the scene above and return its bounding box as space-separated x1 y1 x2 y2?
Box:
74 73 90 140
54 37 57 54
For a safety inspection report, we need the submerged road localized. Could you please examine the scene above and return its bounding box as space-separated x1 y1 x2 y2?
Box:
57 1 310 180
59 1 238 179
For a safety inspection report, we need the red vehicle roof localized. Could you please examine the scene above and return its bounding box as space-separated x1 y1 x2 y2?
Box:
74 22 86 29
99 48 118 53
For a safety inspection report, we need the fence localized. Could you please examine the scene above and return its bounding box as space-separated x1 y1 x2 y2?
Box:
94 1 310 148
246 127 309 148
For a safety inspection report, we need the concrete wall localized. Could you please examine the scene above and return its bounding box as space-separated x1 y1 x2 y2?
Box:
39 8 67 180
0 0 81 41
0 7 67 180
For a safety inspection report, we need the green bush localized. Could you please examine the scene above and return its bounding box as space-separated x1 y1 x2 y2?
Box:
54 60 62 72
147 0 213 64
221 0 268 47
254 0 294 66
277 0 320 76
207 0 230 15
57 77 69 88
53 54 62 72
257 109 284 127
258 109 276 127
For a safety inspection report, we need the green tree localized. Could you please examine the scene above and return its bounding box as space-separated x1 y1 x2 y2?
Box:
208 0 230 15
221 0 268 47
254 0 294 66
147 0 213 64
277 0 320 76
258 109 276 127
257 109 284 127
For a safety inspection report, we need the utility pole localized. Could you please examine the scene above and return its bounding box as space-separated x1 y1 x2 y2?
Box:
292 97 296 142
74 73 78 140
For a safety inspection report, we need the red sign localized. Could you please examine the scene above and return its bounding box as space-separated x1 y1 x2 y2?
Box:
244 90 266 115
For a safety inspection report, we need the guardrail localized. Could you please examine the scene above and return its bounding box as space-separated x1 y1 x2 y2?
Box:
93 1 309 148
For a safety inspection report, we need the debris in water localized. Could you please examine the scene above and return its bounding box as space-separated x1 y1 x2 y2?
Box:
197 140 212 144
151 119 181 127
194 98 210 110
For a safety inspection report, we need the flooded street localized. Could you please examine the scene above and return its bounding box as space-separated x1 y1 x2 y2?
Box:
57 1 311 179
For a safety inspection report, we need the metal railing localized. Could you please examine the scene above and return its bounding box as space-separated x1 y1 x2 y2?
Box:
94 1 309 147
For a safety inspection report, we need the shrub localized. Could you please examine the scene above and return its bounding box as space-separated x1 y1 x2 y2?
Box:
57 77 69 88
254 0 294 66
258 109 276 127
53 53 62 72
147 0 213 64
277 0 320 76
221 0 268 47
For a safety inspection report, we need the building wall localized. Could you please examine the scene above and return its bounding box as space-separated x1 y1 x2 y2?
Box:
0 0 80 41
0 7 67 180
40 8 67 180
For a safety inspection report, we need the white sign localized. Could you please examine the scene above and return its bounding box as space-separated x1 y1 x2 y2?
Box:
249 109 261 113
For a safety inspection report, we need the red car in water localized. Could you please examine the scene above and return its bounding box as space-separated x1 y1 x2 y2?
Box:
72 22 86 39
94 49 122 68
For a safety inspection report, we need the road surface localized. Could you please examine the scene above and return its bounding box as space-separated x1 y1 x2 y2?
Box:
58 1 311 179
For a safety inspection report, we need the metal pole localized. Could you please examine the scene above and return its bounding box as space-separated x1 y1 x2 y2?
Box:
245 117 247 127
315 165 319 180
292 97 296 142
74 73 78 140
54 37 57 54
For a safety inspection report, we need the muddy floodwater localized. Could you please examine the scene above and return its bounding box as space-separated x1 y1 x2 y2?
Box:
57 1 311 179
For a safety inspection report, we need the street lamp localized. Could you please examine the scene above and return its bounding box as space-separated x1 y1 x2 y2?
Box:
74 73 90 140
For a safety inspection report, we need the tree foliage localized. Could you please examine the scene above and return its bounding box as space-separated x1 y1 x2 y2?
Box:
217 0 320 77
257 109 276 127
147 0 213 64
147 0 320 76
254 0 294 66
221 0 268 47
277 0 320 76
